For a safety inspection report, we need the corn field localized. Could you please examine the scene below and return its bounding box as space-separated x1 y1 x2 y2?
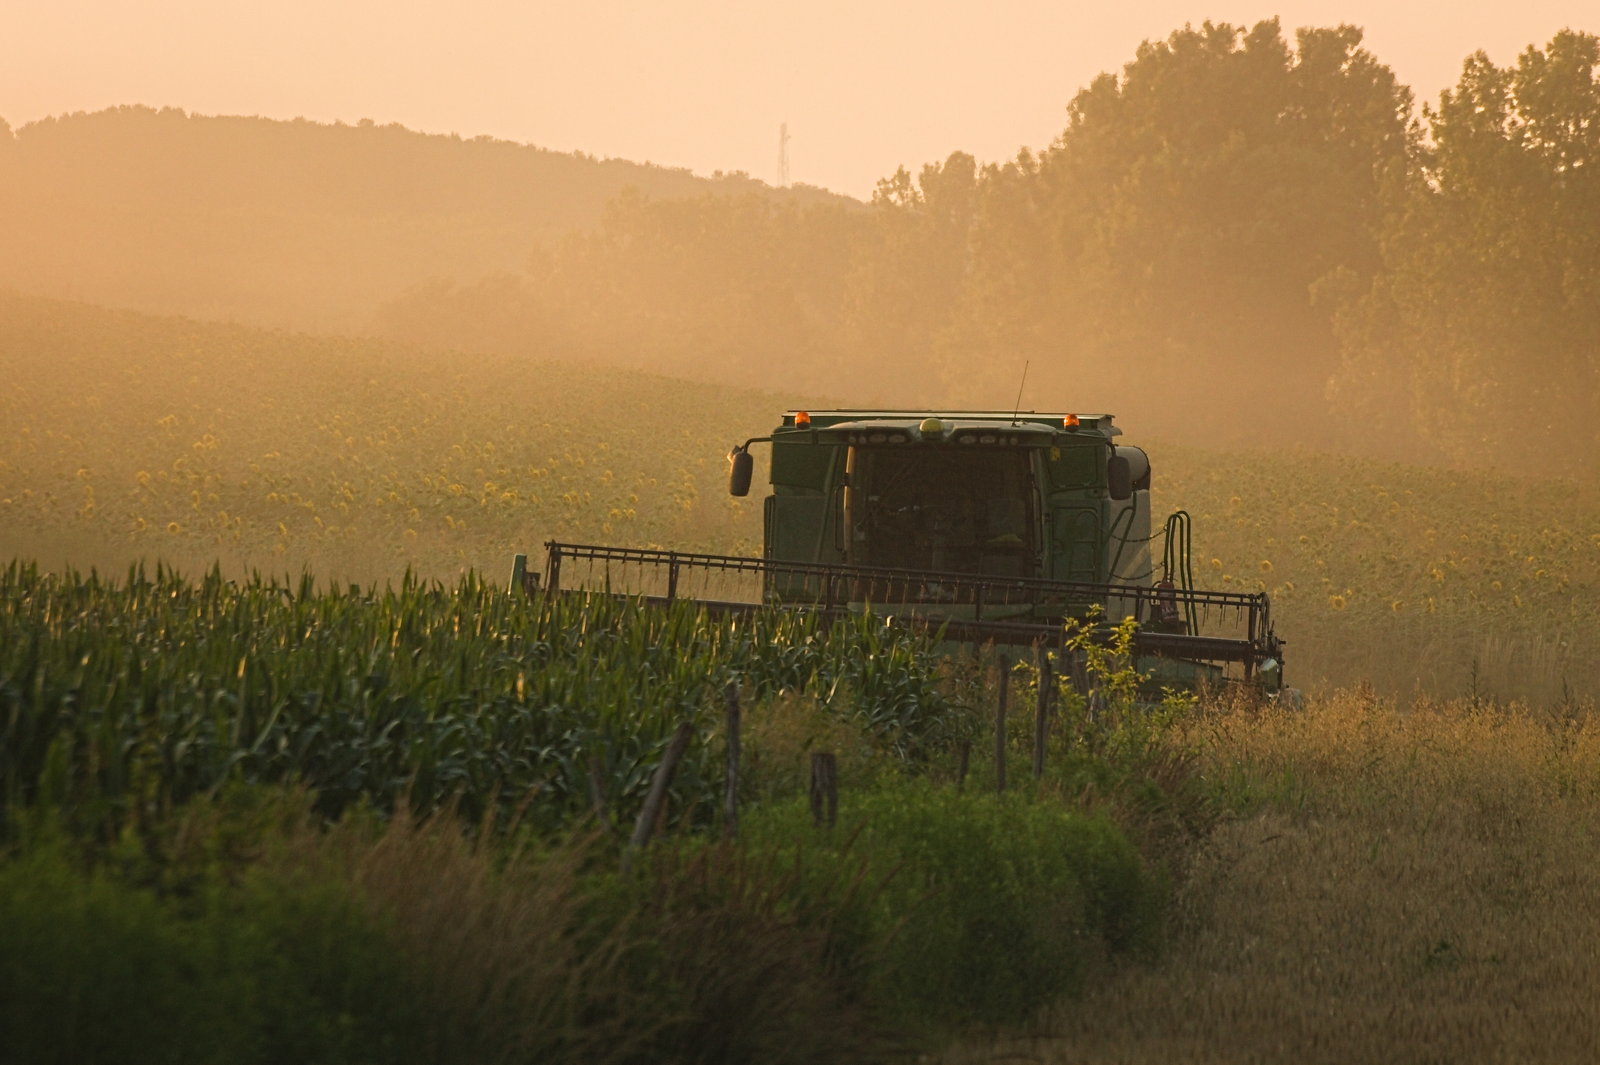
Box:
0 561 953 838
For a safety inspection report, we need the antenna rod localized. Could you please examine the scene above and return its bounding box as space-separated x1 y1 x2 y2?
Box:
1011 360 1029 425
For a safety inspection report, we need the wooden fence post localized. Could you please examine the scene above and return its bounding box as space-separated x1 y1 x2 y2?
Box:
994 654 1009 795
723 681 741 841
587 754 610 830
809 752 838 828
1033 645 1052 780
626 719 696 863
1066 648 1093 725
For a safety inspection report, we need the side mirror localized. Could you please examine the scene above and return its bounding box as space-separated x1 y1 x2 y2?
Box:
1107 455 1132 501
728 447 753 497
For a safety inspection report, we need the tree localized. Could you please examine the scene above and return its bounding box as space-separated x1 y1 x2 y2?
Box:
945 21 1417 441
844 152 981 399
1330 31 1600 472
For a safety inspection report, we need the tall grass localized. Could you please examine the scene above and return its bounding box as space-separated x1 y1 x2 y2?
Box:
1 789 740 1065
947 689 1600 1064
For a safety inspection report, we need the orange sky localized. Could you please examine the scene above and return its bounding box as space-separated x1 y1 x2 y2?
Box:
4 1 1594 197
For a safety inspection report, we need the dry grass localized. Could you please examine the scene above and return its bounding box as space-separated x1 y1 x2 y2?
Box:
946 690 1600 1064
238 804 659 1065
340 811 655 1065
739 689 893 804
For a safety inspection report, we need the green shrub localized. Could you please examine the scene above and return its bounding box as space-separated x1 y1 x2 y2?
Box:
220 867 422 1065
0 812 426 1065
743 780 1164 1033
0 841 245 1065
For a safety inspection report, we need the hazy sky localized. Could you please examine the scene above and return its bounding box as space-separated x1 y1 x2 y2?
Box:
5 1 1594 197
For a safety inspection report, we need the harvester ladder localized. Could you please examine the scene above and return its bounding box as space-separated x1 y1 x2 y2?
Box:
1161 510 1199 636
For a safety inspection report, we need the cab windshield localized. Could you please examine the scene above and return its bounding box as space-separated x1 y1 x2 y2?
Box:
848 446 1035 576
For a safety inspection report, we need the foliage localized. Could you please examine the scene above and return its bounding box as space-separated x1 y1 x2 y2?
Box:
370 20 1428 446
625 838 886 1065
0 819 415 1065
981 611 1211 853
1053 610 1199 775
956 20 1417 441
1328 30 1600 473
376 188 867 393
2 788 794 1065
741 782 1163 1033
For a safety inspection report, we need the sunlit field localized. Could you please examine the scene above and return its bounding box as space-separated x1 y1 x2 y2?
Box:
5 295 1596 703
0 294 775 579
1150 444 1600 703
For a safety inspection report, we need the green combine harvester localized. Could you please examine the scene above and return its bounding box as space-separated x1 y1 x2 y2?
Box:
512 410 1285 691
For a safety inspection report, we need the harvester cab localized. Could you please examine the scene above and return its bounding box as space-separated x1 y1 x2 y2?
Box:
514 410 1285 691
734 410 1143 600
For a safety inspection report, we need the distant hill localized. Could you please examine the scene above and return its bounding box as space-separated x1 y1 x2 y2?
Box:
0 106 855 332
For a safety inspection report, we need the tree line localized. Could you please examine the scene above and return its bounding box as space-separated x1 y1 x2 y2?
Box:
378 22 1598 473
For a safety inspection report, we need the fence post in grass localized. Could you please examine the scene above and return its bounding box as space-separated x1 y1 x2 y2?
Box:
809 752 838 828
626 718 697 864
588 754 610 830
956 740 971 791
1033 645 1052 780
723 681 741 841
1066 648 1092 725
994 653 1009 794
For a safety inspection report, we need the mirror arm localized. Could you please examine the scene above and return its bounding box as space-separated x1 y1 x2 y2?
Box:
727 437 772 498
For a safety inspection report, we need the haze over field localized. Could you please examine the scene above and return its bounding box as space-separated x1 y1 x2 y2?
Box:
4 15 1597 470
6 0 1595 197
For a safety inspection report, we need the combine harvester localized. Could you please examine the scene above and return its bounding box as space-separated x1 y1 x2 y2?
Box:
511 410 1285 693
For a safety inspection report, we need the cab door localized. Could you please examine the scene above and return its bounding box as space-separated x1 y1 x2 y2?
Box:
763 440 845 601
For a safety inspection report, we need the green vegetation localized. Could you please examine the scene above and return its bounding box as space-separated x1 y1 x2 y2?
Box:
1 820 416 1065
5 548 1597 1061
0 561 956 837
1 561 1173 1062
743 787 1161 1032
